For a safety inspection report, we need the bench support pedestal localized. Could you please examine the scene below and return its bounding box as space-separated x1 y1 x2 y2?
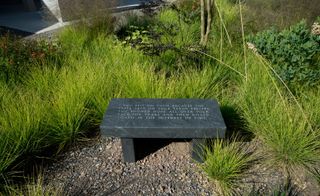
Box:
121 138 136 163
191 139 206 163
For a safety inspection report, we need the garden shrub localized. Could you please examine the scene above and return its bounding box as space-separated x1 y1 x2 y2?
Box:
118 8 203 71
171 0 200 25
248 21 320 87
0 34 61 84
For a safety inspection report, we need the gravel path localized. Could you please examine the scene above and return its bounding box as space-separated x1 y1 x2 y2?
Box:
43 136 320 195
44 137 213 195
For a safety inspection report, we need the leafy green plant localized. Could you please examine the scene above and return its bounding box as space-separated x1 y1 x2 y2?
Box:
171 1 200 25
121 25 163 53
201 139 254 195
118 8 204 71
248 21 320 87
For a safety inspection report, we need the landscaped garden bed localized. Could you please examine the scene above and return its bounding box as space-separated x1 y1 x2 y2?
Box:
0 0 319 195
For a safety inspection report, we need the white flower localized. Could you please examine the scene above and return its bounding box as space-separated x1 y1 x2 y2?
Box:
311 22 320 35
246 42 258 54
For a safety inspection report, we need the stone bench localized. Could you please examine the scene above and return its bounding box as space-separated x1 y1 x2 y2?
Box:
100 98 226 162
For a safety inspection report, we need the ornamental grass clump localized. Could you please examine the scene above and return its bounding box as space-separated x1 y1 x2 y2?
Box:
239 53 320 173
4 173 61 196
0 88 49 185
201 139 254 195
299 87 320 130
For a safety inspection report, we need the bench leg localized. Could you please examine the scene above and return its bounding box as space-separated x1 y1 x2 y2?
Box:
191 139 206 163
121 138 136 163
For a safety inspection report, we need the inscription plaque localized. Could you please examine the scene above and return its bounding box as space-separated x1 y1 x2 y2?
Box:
100 98 227 162
117 103 209 120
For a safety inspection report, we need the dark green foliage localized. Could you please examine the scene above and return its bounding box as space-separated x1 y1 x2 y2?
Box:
171 1 200 24
249 21 320 87
121 23 179 56
0 34 61 84
117 8 204 71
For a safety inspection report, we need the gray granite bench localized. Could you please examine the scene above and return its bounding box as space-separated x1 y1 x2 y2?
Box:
100 98 226 162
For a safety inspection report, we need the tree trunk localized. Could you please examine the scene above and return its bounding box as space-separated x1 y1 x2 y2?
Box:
204 0 212 44
200 0 213 46
200 0 205 45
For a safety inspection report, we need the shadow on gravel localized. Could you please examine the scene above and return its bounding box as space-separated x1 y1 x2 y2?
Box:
134 138 191 161
248 178 301 196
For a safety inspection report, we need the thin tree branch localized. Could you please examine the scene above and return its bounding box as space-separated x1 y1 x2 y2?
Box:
200 0 205 45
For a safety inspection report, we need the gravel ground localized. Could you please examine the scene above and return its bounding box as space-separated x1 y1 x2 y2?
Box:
43 136 320 195
44 137 213 195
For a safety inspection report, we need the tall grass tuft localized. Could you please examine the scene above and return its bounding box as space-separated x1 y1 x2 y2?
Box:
299 87 320 130
239 53 320 173
0 89 49 184
201 139 254 195
4 173 61 196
